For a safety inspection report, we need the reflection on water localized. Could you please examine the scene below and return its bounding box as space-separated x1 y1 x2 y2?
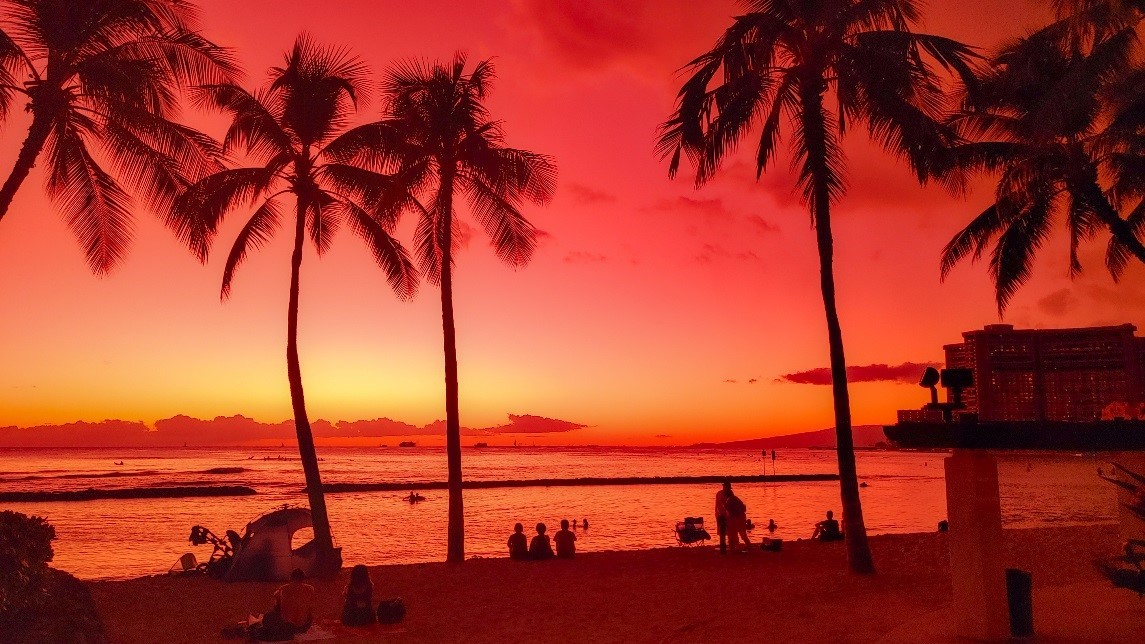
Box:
0 447 1117 580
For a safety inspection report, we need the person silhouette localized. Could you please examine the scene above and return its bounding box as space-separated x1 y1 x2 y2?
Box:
529 523 554 560
812 510 843 542
507 523 528 560
715 480 732 554
555 519 577 558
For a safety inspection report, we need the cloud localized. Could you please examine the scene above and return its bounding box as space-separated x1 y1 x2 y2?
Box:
480 414 587 434
695 243 760 264
0 412 588 446
1037 288 1078 317
653 196 737 223
333 418 422 437
567 183 618 205
778 362 938 385
564 251 609 264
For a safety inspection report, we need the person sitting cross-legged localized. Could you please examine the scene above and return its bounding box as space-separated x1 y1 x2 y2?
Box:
812 510 844 542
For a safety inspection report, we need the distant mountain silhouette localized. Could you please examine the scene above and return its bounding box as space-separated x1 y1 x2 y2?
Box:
692 425 888 449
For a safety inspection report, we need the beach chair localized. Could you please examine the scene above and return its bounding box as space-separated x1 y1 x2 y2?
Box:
168 552 199 575
674 517 711 546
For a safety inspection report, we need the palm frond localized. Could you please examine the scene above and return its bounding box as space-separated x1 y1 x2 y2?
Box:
318 162 416 227
941 203 1010 279
220 196 284 299
1109 199 1145 278
0 26 28 121
305 190 339 255
336 195 419 299
192 84 293 159
44 120 134 274
271 34 370 146
170 165 280 260
458 174 537 268
989 192 1058 311
413 199 444 284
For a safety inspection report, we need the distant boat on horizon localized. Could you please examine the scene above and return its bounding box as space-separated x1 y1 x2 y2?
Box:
398 441 416 448
473 442 489 448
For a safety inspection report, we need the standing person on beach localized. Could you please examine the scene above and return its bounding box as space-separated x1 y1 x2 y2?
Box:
715 480 732 554
726 491 751 551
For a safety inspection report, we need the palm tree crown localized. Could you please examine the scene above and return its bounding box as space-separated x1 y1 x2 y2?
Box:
171 35 419 570
174 35 419 298
659 0 978 575
939 11 1145 311
0 0 237 272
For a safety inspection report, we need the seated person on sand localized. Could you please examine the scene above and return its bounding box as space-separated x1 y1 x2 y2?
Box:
254 569 314 640
811 510 844 542
530 522 554 560
342 564 375 627
508 522 529 560
554 519 577 559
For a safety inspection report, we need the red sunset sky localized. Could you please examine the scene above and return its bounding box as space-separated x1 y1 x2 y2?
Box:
1 0 1143 445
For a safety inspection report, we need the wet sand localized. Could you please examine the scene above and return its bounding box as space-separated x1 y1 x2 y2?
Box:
86 525 1144 643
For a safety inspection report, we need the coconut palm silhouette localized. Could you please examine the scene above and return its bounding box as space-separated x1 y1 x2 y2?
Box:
338 54 555 562
659 0 977 574
170 35 418 573
940 7 1145 310
0 0 236 272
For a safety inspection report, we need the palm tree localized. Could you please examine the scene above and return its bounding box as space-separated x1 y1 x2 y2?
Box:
171 35 419 572
939 15 1145 310
659 0 978 574
334 54 555 563
0 0 236 272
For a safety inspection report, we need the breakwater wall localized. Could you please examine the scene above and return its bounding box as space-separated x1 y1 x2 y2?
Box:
322 473 839 493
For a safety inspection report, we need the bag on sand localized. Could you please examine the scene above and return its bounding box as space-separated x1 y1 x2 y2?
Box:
376 598 406 624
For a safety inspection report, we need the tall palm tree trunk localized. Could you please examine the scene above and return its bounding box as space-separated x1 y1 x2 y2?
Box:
802 86 875 575
439 169 465 563
0 109 52 225
287 196 337 571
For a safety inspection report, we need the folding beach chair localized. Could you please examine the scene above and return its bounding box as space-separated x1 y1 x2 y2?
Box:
674 516 711 546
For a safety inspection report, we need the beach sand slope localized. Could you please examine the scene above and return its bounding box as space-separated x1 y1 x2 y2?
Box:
86 525 1143 643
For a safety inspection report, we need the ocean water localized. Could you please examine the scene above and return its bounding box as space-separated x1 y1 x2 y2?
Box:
0 446 1117 580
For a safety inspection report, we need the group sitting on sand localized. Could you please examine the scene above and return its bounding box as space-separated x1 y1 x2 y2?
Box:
235 566 404 640
508 520 577 560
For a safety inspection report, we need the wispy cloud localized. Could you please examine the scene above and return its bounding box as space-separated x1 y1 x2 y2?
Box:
567 183 618 204
778 362 937 385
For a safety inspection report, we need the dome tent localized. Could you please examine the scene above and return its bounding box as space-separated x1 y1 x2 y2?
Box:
223 507 341 581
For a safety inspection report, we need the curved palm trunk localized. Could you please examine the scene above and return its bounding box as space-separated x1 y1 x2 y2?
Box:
287 196 338 574
801 86 875 575
439 168 465 563
0 109 53 225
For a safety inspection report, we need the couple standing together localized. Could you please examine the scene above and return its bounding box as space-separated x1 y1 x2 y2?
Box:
714 480 751 553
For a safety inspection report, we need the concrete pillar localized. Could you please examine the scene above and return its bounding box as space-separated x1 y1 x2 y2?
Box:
945 449 1009 640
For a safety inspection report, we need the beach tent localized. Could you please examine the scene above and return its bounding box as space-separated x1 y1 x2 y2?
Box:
223 507 340 581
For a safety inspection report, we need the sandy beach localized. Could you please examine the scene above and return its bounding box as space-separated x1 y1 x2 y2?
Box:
83 524 1145 643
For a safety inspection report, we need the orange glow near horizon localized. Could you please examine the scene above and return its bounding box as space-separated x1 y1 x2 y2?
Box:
2 1 1145 446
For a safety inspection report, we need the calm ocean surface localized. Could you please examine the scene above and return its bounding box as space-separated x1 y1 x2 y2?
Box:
0 446 1117 580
